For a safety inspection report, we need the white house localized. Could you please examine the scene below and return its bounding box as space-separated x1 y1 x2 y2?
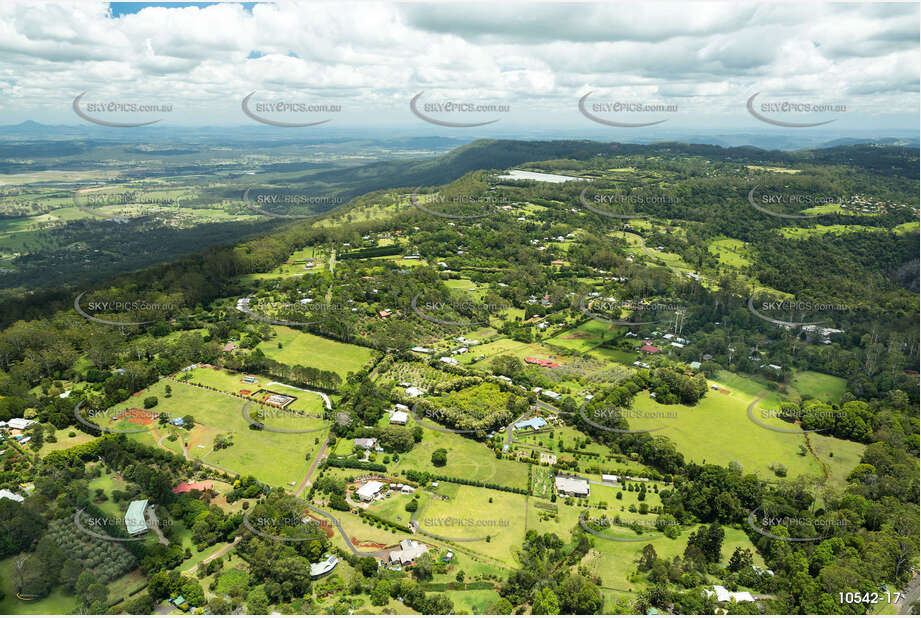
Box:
7 419 36 431
389 410 409 425
706 586 755 603
389 539 428 565
0 489 24 503
439 356 459 366
554 475 590 497
405 387 425 398
355 480 384 502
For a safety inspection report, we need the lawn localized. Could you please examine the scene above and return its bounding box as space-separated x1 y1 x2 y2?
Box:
457 337 567 370
0 556 77 615
112 380 328 488
258 325 376 379
789 370 848 403
180 366 328 414
708 238 752 268
391 424 529 490
581 525 764 601
626 371 827 480
413 483 527 566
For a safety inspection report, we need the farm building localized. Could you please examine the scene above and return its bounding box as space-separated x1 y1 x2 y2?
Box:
555 475 590 497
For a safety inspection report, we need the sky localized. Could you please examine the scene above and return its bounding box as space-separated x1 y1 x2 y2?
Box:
0 1 917 137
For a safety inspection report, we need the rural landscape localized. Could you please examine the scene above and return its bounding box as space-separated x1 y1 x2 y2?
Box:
0 1 918 617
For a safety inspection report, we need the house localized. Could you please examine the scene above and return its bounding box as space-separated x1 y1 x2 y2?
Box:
439 356 459 366
354 437 378 450
443 551 454 562
0 489 24 503
542 390 561 401
222 342 237 353
125 499 149 536
394 403 410 412
400 485 415 494
378 309 392 319
310 555 339 579
496 375 513 382
555 475 590 497
355 480 384 502
411 347 432 354
389 410 409 425
705 586 755 603
389 539 428 565
514 417 548 431
6 418 36 431
242 375 256 384
601 474 619 484
689 361 701 370
670 342 685 349
170 417 185 427
640 344 661 354
405 386 425 398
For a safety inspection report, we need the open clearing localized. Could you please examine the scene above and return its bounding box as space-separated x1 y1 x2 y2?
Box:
258 325 376 379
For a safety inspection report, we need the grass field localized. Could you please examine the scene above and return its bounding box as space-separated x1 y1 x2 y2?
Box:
0 556 77 614
181 366 328 414
391 424 529 490
414 483 526 566
113 380 328 488
789 370 848 403
456 337 567 370
258 326 376 379
708 238 752 268
625 371 839 481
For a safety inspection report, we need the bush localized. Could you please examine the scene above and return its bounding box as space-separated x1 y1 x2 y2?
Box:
143 396 159 409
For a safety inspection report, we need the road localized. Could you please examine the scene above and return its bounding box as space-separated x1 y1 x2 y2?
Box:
293 435 329 496
899 571 920 614
304 504 388 558
145 506 170 546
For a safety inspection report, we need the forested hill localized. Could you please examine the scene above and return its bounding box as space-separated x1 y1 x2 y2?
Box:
294 140 919 209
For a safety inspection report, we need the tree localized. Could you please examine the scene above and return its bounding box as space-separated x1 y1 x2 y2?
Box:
638 544 658 571
144 396 158 408
431 448 447 467
413 553 434 581
532 587 560 614
370 579 390 606
728 547 753 572
246 585 270 615
557 574 603 614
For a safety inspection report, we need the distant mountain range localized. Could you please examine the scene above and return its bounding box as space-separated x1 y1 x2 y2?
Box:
0 120 916 151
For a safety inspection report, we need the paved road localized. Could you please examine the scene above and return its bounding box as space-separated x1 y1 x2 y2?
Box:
303 504 387 558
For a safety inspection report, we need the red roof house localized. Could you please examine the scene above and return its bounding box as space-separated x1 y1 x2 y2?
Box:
639 345 661 354
172 481 214 494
